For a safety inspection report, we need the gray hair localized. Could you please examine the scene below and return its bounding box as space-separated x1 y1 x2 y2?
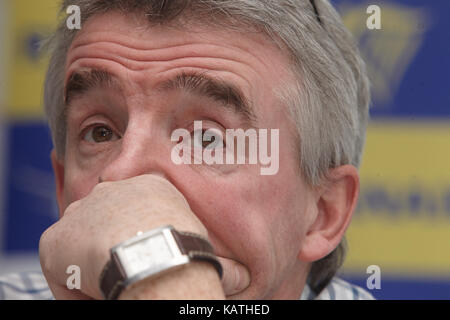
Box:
44 0 370 294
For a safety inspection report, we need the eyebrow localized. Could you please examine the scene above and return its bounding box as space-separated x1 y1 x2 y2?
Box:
157 72 256 124
64 69 121 105
64 69 256 124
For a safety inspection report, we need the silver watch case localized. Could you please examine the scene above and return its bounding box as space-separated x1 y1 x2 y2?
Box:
110 225 190 288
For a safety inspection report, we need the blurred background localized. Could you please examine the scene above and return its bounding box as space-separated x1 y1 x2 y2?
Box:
0 0 449 299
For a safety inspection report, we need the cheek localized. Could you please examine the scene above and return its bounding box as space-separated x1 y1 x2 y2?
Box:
178 163 308 269
62 138 122 211
174 170 271 248
250 172 308 260
184 145 310 288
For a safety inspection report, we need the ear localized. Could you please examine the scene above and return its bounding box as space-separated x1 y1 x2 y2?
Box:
298 165 359 262
50 149 65 218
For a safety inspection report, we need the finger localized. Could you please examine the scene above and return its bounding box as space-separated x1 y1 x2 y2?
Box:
217 257 251 297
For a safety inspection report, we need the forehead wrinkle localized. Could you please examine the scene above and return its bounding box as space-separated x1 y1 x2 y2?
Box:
67 21 271 65
67 39 265 76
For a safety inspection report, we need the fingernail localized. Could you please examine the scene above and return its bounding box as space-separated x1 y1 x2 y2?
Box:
232 263 251 293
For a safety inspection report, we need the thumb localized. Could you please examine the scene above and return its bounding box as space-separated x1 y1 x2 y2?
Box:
217 257 251 297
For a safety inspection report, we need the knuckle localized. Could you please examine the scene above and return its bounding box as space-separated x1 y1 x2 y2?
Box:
39 224 58 274
92 181 111 193
63 200 81 216
39 223 55 249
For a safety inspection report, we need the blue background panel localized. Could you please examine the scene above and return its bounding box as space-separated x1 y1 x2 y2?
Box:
341 275 450 300
331 0 450 118
3 122 57 252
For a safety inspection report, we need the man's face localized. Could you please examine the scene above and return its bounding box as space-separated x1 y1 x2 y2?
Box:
57 11 317 299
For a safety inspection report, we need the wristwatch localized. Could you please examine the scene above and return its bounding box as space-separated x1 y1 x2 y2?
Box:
99 225 223 300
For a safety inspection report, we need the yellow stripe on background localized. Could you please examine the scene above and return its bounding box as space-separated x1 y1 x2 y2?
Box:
343 121 450 276
5 0 59 118
344 216 450 276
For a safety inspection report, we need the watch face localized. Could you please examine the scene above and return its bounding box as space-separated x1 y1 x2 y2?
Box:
122 233 174 276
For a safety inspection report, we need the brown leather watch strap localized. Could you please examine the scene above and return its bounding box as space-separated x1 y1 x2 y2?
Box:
171 229 223 279
99 259 126 300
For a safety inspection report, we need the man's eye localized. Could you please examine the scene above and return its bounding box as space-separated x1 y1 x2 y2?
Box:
193 129 224 149
83 125 120 143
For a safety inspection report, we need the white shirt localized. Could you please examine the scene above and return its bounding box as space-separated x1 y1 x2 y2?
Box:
300 277 375 300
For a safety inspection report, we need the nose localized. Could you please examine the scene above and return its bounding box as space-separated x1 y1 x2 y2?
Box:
98 122 171 183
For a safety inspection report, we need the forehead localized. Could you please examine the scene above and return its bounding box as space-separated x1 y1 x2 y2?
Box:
65 11 296 124
68 10 290 62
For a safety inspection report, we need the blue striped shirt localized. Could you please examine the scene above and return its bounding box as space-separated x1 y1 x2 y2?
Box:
0 271 374 300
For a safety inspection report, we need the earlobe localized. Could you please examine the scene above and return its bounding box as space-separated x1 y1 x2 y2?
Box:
298 165 359 262
50 149 65 218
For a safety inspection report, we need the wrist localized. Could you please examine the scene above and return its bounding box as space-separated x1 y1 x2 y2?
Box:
99 225 223 300
118 261 225 300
